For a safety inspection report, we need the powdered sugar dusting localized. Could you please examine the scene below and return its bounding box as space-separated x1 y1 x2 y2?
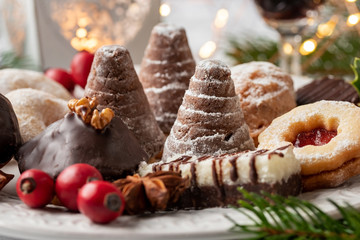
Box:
99 45 127 57
191 76 232 85
145 82 188 94
186 89 239 101
258 100 360 176
231 61 293 106
153 70 192 79
153 23 184 39
161 59 255 161
178 105 242 117
198 59 230 73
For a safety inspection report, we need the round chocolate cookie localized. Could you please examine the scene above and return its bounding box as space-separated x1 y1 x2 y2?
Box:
0 93 22 166
296 76 360 105
16 112 148 181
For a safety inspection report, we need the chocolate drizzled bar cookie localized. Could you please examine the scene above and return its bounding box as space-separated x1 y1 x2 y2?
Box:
139 145 301 209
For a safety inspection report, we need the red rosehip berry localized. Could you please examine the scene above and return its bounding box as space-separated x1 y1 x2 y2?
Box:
55 163 103 212
16 169 54 208
70 51 94 88
77 181 125 224
45 68 75 92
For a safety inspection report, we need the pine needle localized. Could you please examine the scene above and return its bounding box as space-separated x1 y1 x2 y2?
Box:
227 189 359 239
0 51 37 70
350 57 360 97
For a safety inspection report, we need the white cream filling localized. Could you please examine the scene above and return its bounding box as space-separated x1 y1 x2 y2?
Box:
139 145 300 186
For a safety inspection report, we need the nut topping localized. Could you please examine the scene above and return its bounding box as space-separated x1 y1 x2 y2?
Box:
113 171 189 215
68 97 114 130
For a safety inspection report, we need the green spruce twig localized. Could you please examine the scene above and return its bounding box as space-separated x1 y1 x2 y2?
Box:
350 57 360 97
0 51 36 70
226 31 360 75
226 189 359 239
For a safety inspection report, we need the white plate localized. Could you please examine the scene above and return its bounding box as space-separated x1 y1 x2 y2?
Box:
0 75 349 240
2 158 360 240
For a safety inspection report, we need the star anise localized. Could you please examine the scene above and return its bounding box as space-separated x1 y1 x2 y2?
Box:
113 171 189 215
0 170 14 191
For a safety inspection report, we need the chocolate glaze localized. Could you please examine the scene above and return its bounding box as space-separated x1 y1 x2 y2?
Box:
16 112 148 180
296 76 360 105
249 156 258 184
229 156 239 182
171 174 302 209
0 94 22 166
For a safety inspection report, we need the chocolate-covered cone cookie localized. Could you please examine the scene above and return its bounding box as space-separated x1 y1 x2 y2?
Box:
0 93 22 167
16 112 148 181
84 45 165 158
139 23 196 134
162 59 255 161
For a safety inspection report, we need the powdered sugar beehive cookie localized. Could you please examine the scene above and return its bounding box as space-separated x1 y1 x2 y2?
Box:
139 23 196 134
231 61 296 145
6 88 69 142
84 45 165 158
0 68 72 100
162 59 255 161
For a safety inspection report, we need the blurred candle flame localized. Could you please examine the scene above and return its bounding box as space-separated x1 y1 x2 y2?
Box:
199 41 217 59
159 3 171 17
214 8 229 28
300 39 317 55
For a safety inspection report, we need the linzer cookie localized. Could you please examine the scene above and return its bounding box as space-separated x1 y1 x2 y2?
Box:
139 23 196 134
162 59 255 162
84 45 165 158
16 97 148 181
258 100 360 191
296 76 360 105
139 145 301 209
231 61 296 145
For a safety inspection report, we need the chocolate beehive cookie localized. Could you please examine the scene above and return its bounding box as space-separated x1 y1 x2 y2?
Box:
162 59 255 161
139 23 196 134
16 98 148 181
84 45 165 158
0 93 22 167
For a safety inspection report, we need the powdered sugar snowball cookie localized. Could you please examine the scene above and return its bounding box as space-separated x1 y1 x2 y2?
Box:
231 61 296 145
0 68 72 100
6 88 69 142
84 45 165 158
139 23 196 134
162 59 255 162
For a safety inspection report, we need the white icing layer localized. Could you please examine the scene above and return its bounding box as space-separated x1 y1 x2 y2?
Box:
139 145 300 186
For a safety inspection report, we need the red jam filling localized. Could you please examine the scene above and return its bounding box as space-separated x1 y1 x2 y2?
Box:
293 128 337 148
